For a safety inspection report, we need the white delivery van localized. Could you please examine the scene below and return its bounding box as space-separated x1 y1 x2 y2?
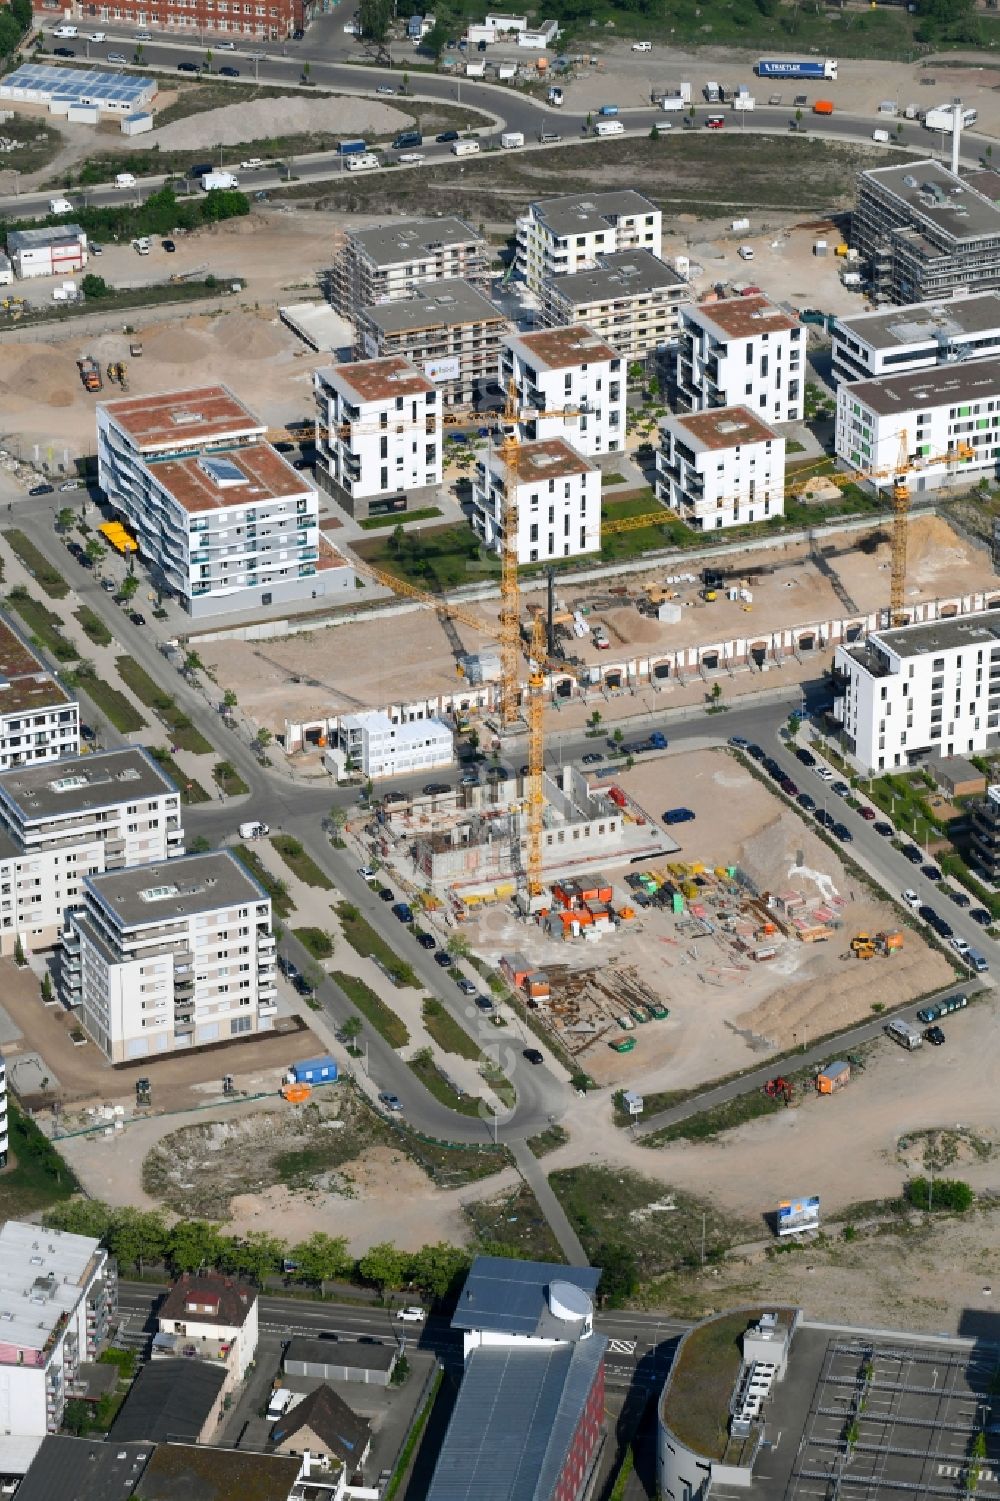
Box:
267 1388 294 1421
501 131 524 149
133 237 151 254
451 139 480 156
115 173 137 189
737 245 754 260
872 128 890 143
346 152 380 171
239 821 270 839
201 171 239 190
595 119 625 136
49 197 73 215
53 23 79 36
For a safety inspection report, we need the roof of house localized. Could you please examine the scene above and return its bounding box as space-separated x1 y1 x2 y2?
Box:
543 249 686 306
665 405 780 452
493 437 596 489
833 290 1000 351
101 386 263 451
0 747 176 825
842 353 1000 416
134 1442 301 1501
347 216 484 268
451 1255 600 1338
687 295 801 341
319 355 436 405
425 1337 607 1501
283 1336 397 1373
148 442 312 516
158 1273 258 1330
0 615 71 716
360 279 507 336
109 1360 227 1444
86 851 268 931
13 1436 153 1501
504 324 621 371
271 1383 372 1465
0 1222 104 1358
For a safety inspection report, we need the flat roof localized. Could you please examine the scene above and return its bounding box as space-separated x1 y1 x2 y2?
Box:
0 1222 102 1357
845 352 1000 416
347 215 483 269
86 850 268 930
284 1336 397 1372
361 279 506 336
861 159 1000 244
101 386 263 452
0 62 153 107
0 747 176 824
505 324 621 371
14 1437 152 1501
496 437 596 488
543 249 685 305
452 1255 600 1338
148 442 312 516
666 405 780 452
137 1444 301 1501
834 291 1000 350
874 608 1000 661
0 616 70 714
320 355 435 404
425 1338 606 1501
689 294 801 341
7 225 86 252
529 190 659 238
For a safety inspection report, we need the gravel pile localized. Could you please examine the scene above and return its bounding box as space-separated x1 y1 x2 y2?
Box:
138 94 411 151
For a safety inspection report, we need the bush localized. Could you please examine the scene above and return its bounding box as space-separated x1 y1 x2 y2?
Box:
906 1176 973 1213
81 273 110 299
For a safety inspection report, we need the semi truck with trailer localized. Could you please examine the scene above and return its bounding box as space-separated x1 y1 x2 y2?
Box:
924 105 978 131
756 57 838 80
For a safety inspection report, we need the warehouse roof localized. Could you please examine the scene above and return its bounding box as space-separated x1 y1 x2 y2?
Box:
7 224 87 253
834 290 1000 350
665 405 780 452
543 249 685 306
347 216 483 268
0 1223 103 1359
527 190 659 238
0 747 176 823
149 441 311 515
361 279 506 335
13 1436 153 1501
136 1442 300 1501
425 1337 606 1501
452 1255 600 1338
871 608 1000 661
86 850 268 930
109 1361 226 1444
505 324 621 370
0 62 154 109
844 353 1000 415
861 160 1000 244
319 355 435 404
101 386 263 451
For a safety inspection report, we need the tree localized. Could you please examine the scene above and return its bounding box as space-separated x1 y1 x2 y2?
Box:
408 1242 470 1300
388 523 406 558
108 1207 168 1272
595 1242 638 1306
44 1197 115 1241
85 538 106 571
40 971 53 1002
13 933 24 966
167 1218 224 1274
359 1241 408 1296
327 805 347 835
188 834 211 854
56 506 75 533
219 1230 284 1284
341 1016 363 1052
589 710 602 728
301 61 311 83
612 727 624 746
256 727 272 749
119 574 139 602
291 1231 353 1293
447 933 471 959
711 682 723 702
204 47 213 69
223 688 238 708
423 18 451 59
359 0 392 49
183 650 203 676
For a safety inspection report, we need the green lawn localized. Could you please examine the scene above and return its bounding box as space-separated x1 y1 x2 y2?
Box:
69 668 147 733
331 970 409 1048
355 523 497 593
212 760 250 797
336 901 418 987
294 926 334 960
0 1100 79 1220
661 1311 769 1459
359 507 443 531
74 606 113 648
643 1089 785 1146
147 747 211 805
232 843 293 919
421 998 481 1060
271 834 333 890
408 1050 482 1116
600 492 694 561
115 656 214 753
3 531 68 598
6 587 77 662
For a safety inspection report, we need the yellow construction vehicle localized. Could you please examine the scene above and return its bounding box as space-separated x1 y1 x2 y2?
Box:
850 932 875 960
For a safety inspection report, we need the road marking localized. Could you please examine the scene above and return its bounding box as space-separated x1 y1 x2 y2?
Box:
608 1338 638 1355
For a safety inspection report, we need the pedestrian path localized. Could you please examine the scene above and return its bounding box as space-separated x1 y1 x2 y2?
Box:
511 1139 587 1265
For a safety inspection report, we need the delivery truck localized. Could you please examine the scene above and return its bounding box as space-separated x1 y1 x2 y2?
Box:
756 57 838 80
501 131 524 148
660 95 685 111
731 95 755 110
338 138 368 154
451 139 480 155
924 105 978 131
345 152 380 171
201 171 239 190
595 119 625 135
114 172 137 188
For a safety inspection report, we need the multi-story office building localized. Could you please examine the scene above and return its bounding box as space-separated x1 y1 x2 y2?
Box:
330 710 454 780
0 1221 116 1437
674 296 805 422
656 406 785 531
539 250 687 360
853 161 1000 305
64 850 277 1063
472 438 600 565
331 217 488 318
516 191 662 294
0 748 183 957
65 0 303 42
832 611 1000 771
97 387 353 617
831 292 1000 385
355 281 510 407
502 325 625 458
313 357 442 521
0 618 78 772
968 782 1000 881
834 357 998 490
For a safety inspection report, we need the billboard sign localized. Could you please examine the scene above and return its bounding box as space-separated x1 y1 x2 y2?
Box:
777 1194 819 1237
423 355 461 383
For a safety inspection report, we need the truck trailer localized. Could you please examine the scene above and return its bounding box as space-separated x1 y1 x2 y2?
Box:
756 57 838 80
924 105 978 131
200 171 239 191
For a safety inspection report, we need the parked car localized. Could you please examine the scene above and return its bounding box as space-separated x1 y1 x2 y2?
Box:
815 766 834 781
949 889 972 908
873 821 894 837
474 994 495 1013
376 83 398 95
129 611 146 627
924 1025 946 1046
859 806 876 821
663 807 695 825
357 866 376 881
832 822 852 843
582 752 602 764
797 792 816 811
728 736 749 749
901 889 920 909
950 936 970 957
29 484 54 496
436 130 459 142
379 1091 403 1112
423 782 451 795
434 950 453 968
816 809 835 829
795 747 816 767
378 887 394 902
391 902 413 923
901 844 923 864
162 239 176 252
417 932 436 950
177 60 199 71
747 743 765 760
219 64 240 75
970 907 992 927
921 864 942 882
397 1306 425 1322
456 977 476 995
831 780 850 798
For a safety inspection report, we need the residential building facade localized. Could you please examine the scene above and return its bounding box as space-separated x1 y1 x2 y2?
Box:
7 226 87 280
834 358 998 490
0 619 78 774
0 748 183 958
154 1273 258 1385
0 1221 116 1438
327 710 454 781
502 325 625 457
0 1056 7 1170
331 217 488 318
674 296 805 422
832 611 1000 772
516 191 662 294
968 783 1000 881
67 0 304 42
539 250 687 360
63 850 277 1062
853 160 1000 305
355 281 510 407
313 357 442 521
97 386 353 617
472 438 600 564
656 406 785 531
831 291 1000 385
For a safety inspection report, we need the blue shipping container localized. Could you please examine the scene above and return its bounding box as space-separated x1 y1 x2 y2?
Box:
338 139 368 154
290 1055 339 1084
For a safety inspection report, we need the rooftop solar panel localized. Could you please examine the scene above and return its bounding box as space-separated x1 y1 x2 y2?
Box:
0 63 154 107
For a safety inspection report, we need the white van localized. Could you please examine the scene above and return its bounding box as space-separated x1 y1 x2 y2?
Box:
451 139 480 156
115 173 137 189
52 23 78 37
49 197 73 215
595 119 625 136
501 131 524 149
872 128 890 143
267 1388 294 1421
737 245 754 261
346 152 380 171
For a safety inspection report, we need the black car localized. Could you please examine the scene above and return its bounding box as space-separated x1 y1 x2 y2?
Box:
873 821 894 837
423 782 451 795
816 809 835 829
162 239 176 252
129 611 146 627
949 889 972 908
219 64 240 75
795 747 816 767
924 1025 946 1046
918 904 937 924
378 887 394 902
80 724 96 743
434 950 453 968
29 484 55 496
416 932 436 950
747 744 764 761
53 45 75 55
523 1048 544 1065
177 60 199 71
763 759 781 779
273 440 295 452
292 27 305 37
901 844 923 864
582 752 602 765
474 994 495 1012
832 822 853 843
79 555 93 569
68 540 84 559
970 908 991 926
281 958 300 982
779 779 798 797
797 792 816 811
921 864 942 881
436 130 459 142
383 791 406 804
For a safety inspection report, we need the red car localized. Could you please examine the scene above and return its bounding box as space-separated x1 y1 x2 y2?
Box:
859 806 877 821
706 115 725 128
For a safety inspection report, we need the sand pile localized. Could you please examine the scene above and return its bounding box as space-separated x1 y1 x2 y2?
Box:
211 310 287 361
603 607 660 645
141 94 411 152
144 325 212 363
0 345 77 408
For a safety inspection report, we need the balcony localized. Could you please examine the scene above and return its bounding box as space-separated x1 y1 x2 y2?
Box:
258 999 279 1016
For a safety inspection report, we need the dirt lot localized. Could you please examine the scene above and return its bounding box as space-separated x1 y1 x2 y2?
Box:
200 514 997 733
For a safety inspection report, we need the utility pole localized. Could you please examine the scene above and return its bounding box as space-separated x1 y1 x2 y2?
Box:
700 1213 706 1266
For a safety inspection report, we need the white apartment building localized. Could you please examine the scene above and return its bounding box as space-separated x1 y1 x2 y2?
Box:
539 250 687 361
674 295 805 422
502 325 625 458
831 291 1000 385
0 618 79 772
97 387 354 617
328 709 454 781
64 850 277 1063
331 217 488 318
656 406 786 531
155 1272 259 1386
833 611 1000 772
0 1221 116 1438
516 191 662 295
472 438 600 565
0 748 183 958
313 357 442 521
835 357 1000 491
355 280 511 408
